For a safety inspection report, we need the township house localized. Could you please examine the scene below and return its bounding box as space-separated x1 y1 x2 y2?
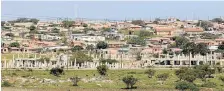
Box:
154 27 176 36
183 27 204 35
128 24 142 30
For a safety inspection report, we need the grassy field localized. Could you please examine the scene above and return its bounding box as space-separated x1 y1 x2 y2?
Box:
1 69 224 91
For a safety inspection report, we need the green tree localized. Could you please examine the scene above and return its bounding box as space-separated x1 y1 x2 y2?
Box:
1 21 5 26
83 23 88 27
9 42 20 47
182 42 197 67
62 20 75 28
100 59 118 64
145 69 156 78
50 67 64 77
175 81 199 91
122 75 138 89
1 81 12 87
29 18 39 24
97 65 108 76
71 45 83 52
196 20 213 31
131 20 145 26
127 37 146 46
96 41 108 49
196 43 209 56
173 36 189 48
175 67 189 81
139 30 153 38
102 27 111 32
219 76 224 84
5 33 14 37
86 44 94 51
29 25 37 34
212 18 223 23
193 65 215 81
70 52 93 65
156 73 169 84
182 69 197 83
70 76 81 86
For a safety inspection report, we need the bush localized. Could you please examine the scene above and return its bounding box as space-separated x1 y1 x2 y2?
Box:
201 81 217 88
219 76 224 83
216 66 223 73
175 81 199 91
122 75 138 89
157 73 169 84
50 67 64 77
145 69 156 78
97 65 108 76
1 81 12 87
70 76 81 86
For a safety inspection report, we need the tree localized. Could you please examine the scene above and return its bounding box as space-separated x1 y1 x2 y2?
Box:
51 28 60 33
97 65 108 76
201 33 221 39
1 81 12 87
50 67 64 77
9 42 20 47
145 69 156 78
29 25 37 34
182 42 197 67
175 67 189 81
5 33 14 37
102 27 111 32
83 23 88 27
131 20 145 26
71 45 83 52
86 45 94 51
100 59 117 64
175 81 199 91
196 20 213 31
37 57 50 63
138 30 153 38
62 20 75 28
219 76 224 84
96 41 108 49
173 36 189 48
127 37 146 46
122 75 138 89
70 76 81 86
196 43 209 56
193 65 215 81
29 18 39 24
156 73 169 84
1 21 5 26
212 18 223 23
70 52 93 65
181 69 197 83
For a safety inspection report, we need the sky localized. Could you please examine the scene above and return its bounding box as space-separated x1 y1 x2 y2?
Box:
1 1 224 21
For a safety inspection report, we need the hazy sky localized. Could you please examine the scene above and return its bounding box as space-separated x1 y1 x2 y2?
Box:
2 1 224 21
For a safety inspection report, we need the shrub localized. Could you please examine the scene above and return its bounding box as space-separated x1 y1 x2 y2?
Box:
70 76 81 86
50 67 64 77
175 81 199 91
201 81 217 88
122 75 138 89
219 76 224 83
97 65 108 76
145 69 156 78
157 73 169 84
216 66 223 73
1 81 12 87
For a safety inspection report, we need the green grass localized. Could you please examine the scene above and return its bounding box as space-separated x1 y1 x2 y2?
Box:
2 69 224 90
